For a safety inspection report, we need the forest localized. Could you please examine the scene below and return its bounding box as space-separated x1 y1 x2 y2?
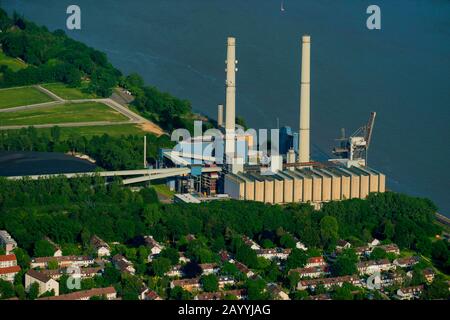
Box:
0 127 174 170
0 175 447 275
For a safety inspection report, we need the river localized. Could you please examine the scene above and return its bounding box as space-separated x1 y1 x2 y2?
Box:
2 0 450 214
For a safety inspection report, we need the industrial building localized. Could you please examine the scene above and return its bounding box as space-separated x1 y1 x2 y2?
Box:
224 167 386 205
158 34 387 206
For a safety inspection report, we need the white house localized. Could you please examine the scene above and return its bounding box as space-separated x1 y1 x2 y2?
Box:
305 256 327 268
144 236 165 261
25 269 59 297
0 254 21 282
0 230 17 254
357 259 393 275
90 235 111 257
396 285 424 300
112 254 136 275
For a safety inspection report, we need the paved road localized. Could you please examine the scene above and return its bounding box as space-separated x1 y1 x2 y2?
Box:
0 85 163 134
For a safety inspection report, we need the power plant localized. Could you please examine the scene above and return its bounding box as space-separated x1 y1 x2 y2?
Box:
159 35 386 206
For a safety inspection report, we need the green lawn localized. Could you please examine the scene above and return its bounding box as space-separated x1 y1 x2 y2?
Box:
41 82 97 100
0 50 27 72
0 87 54 109
0 102 128 126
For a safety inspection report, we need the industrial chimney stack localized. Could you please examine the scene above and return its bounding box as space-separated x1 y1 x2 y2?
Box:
225 37 237 158
217 104 224 128
299 35 311 163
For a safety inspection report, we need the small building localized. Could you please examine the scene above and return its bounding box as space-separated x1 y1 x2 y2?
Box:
165 265 184 278
256 248 291 260
44 237 63 257
423 268 435 283
289 265 330 279
199 263 219 275
143 290 163 301
394 256 420 268
297 275 361 291
40 267 103 280
379 244 400 255
179 252 190 264
30 256 94 269
354 246 372 257
25 269 59 297
218 276 235 288
267 283 290 300
234 261 254 278
368 239 381 247
357 259 393 275
112 254 135 275
38 287 116 300
144 236 165 261
336 240 351 252
305 256 326 268
170 278 201 292
195 289 246 300
242 236 261 251
0 230 17 254
0 254 21 282
396 285 424 300
174 194 201 204
90 235 111 257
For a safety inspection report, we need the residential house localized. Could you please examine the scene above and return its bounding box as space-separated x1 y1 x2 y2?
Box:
379 244 400 255
305 256 326 268
354 246 372 257
0 254 21 282
267 283 290 300
144 236 165 261
368 238 381 247
289 265 330 279
44 237 63 257
90 235 111 257
199 263 219 275
336 240 351 252
256 248 291 261
40 267 102 280
309 294 332 300
242 236 261 250
0 230 17 254
218 276 235 289
25 269 60 296
30 256 94 269
170 278 201 292
394 256 420 268
396 285 424 300
219 250 232 263
143 290 163 300
423 268 435 283
165 265 184 278
185 234 196 242
195 289 246 300
179 252 191 264
297 275 361 291
357 259 393 275
38 287 117 300
234 261 254 278
380 271 405 288
112 254 135 275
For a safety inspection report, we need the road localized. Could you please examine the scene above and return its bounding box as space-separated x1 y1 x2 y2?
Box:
0 85 164 136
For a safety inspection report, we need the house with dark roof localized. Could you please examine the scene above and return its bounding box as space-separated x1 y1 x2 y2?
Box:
25 269 59 297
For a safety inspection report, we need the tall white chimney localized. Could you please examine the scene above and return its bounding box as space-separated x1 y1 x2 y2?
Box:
299 35 311 163
217 104 224 128
225 37 237 159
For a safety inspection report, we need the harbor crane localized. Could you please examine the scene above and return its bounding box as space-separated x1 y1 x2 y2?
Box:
332 112 377 167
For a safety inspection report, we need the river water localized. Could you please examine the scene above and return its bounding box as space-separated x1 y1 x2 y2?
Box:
2 0 450 214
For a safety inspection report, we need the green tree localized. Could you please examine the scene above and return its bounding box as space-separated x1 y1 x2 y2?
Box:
151 257 172 277
200 274 219 292
422 275 449 300
33 240 55 257
286 249 308 270
160 247 179 265
0 279 15 300
320 216 339 249
28 282 40 300
332 249 358 276
331 283 354 300
169 286 192 300
369 247 387 260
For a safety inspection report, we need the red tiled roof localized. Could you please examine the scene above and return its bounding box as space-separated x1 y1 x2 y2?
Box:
0 265 21 275
38 287 116 300
0 254 17 262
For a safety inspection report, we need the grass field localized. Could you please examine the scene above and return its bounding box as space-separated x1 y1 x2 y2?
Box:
41 82 97 100
0 102 128 126
0 87 54 109
0 50 27 72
